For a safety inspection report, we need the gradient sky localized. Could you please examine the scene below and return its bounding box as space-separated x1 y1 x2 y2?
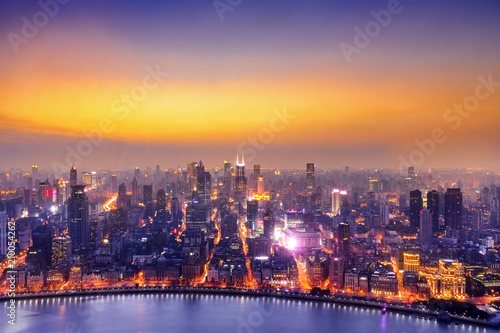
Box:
1 0 499 172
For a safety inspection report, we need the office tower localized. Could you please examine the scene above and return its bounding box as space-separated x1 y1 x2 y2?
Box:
196 161 211 205
409 190 422 230
156 189 167 218
337 222 350 255
427 190 440 233
142 185 154 219
51 235 72 265
445 188 463 229
223 160 231 177
257 175 264 195
32 164 39 182
187 162 197 192
263 208 274 239
332 189 341 216
143 185 153 204
28 225 52 269
171 197 182 225
246 200 258 232
420 209 433 241
117 183 128 210
235 155 247 191
253 164 261 178
134 167 140 180
408 166 415 179
82 172 92 185
68 185 89 253
70 166 77 186
131 177 139 205
0 211 7 256
329 255 345 289
306 163 315 195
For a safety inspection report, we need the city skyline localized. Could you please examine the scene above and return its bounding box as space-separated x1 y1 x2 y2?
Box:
1 0 500 170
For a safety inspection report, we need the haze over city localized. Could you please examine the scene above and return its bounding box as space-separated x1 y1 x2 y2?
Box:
1 0 500 170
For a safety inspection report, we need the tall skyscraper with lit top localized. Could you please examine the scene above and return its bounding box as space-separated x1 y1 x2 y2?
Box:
70 166 77 186
68 185 89 253
234 155 247 205
235 155 246 191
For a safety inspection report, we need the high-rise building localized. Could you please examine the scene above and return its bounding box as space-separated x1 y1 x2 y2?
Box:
332 189 341 216
196 161 211 205
131 177 139 205
409 190 422 230
51 235 72 265
0 211 8 256
70 166 77 186
32 164 39 182
445 188 463 229
156 189 167 218
187 162 197 192
408 166 415 179
235 156 247 191
329 255 345 289
110 174 118 192
420 209 433 241
253 164 261 178
246 200 258 232
427 190 440 233
117 183 128 210
68 185 89 253
263 208 274 239
337 222 350 255
306 163 315 195
82 172 92 185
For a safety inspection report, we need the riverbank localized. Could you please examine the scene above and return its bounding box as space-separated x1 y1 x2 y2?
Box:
1 287 498 328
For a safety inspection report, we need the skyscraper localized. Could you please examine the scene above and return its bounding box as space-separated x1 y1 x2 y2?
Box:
337 222 350 255
117 183 128 210
332 189 341 216
253 164 261 178
32 164 39 182
420 209 433 241
156 189 167 218
445 188 463 229
408 166 415 179
131 177 139 205
263 208 274 239
409 190 422 230
246 200 258 232
426 190 440 233
196 161 211 205
68 185 89 253
143 185 154 218
70 166 77 186
235 156 247 191
306 163 315 195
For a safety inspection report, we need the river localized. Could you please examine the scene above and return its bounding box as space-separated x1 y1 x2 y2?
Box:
1 293 496 333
